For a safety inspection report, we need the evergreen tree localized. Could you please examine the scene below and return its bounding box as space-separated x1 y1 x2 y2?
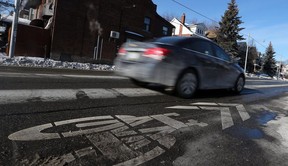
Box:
217 0 244 58
263 42 277 77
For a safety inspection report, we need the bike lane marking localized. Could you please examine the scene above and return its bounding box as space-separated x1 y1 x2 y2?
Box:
0 88 162 105
8 112 208 165
167 102 251 130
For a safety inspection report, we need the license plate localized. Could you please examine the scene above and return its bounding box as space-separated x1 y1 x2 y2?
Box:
126 52 140 60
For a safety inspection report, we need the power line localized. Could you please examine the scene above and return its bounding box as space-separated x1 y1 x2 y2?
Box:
171 0 218 23
171 0 268 50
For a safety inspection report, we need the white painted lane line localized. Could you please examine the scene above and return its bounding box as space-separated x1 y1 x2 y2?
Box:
246 84 288 89
0 72 127 80
0 88 164 105
116 115 151 121
113 88 161 97
166 106 199 110
81 89 117 99
236 105 250 121
62 122 124 137
0 89 75 104
218 103 240 107
76 120 119 128
191 102 218 106
8 123 61 141
116 115 154 127
199 106 221 110
0 90 38 104
63 75 127 79
221 108 234 130
129 118 153 127
55 116 113 126
37 89 78 102
151 115 188 129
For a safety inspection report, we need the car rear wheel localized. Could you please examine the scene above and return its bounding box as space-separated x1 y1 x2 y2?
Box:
233 75 245 94
176 71 198 98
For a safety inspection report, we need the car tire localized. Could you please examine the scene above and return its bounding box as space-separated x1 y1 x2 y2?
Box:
176 71 198 98
232 75 245 94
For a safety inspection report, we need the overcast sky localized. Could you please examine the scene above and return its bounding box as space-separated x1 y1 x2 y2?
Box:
152 0 288 61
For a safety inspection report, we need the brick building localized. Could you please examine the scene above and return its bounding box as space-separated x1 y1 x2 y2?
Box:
29 0 174 63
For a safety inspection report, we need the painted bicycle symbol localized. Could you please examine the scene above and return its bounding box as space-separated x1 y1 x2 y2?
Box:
9 112 208 165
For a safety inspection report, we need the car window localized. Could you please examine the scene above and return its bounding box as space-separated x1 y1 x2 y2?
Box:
213 45 231 62
183 40 213 56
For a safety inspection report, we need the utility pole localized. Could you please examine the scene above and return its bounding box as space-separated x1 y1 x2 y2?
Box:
244 34 250 74
277 54 282 80
8 0 20 58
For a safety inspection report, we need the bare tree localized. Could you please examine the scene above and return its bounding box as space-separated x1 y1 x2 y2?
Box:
204 21 219 31
161 12 179 22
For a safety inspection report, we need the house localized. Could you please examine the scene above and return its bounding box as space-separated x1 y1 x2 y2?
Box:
14 0 174 63
278 63 288 78
170 13 207 37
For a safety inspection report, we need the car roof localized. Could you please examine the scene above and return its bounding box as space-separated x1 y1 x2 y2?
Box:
151 35 212 45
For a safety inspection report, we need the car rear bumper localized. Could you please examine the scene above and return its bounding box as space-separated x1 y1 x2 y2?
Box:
114 60 177 86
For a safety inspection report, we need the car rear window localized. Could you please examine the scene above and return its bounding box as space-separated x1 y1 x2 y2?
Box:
151 37 185 45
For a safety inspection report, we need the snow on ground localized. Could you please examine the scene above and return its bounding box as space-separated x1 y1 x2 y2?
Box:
0 53 115 71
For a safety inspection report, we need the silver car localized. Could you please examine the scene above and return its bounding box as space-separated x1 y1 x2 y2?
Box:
114 36 245 98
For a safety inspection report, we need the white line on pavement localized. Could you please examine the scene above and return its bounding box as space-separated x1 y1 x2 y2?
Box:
236 105 250 121
191 102 218 106
62 75 127 79
0 72 128 80
150 114 188 129
166 106 199 110
0 88 162 105
220 108 234 130
246 84 288 89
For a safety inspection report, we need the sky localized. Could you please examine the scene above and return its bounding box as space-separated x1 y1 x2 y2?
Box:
152 0 288 62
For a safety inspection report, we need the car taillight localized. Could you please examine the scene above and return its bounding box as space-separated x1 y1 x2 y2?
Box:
143 47 171 60
117 48 127 56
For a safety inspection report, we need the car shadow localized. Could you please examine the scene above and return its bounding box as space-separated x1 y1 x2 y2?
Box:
194 88 261 99
143 83 261 99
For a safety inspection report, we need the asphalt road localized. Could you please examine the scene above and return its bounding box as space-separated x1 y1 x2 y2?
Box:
1 66 288 166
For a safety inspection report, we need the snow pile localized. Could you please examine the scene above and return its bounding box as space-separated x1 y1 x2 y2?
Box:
0 53 115 71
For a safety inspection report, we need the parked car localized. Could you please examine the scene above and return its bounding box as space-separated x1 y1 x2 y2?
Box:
114 36 245 98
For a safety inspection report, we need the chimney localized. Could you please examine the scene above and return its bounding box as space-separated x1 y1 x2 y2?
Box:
181 13 186 24
179 13 185 36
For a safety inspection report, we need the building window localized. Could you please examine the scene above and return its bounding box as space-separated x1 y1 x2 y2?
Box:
163 26 168 35
144 17 151 31
172 28 175 36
